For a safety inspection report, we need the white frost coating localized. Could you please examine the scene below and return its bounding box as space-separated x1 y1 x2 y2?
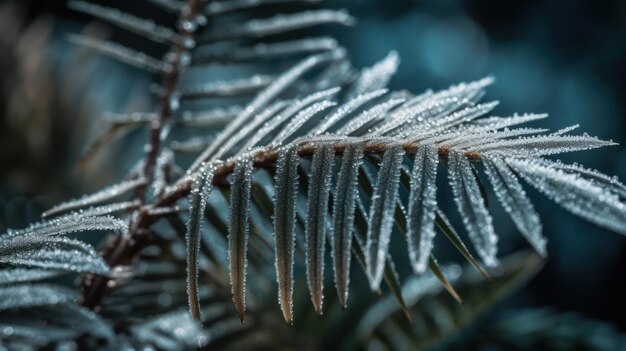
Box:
348 51 399 98
185 162 216 319
179 105 243 127
310 89 388 135
507 157 626 235
214 100 289 159
228 155 253 321
270 100 337 146
430 76 494 104
0 237 110 275
43 177 147 218
407 101 499 140
273 147 300 325
543 159 626 198
444 127 549 149
365 144 405 290
67 201 140 218
307 57 352 92
407 144 440 273
476 133 616 156
372 100 426 136
180 74 275 99
550 124 579 136
336 98 405 136
0 234 109 274
331 143 365 307
383 77 495 136
188 52 338 172
200 9 355 42
448 151 499 267
464 113 548 133
2 215 127 240
431 76 494 101
389 99 480 138
304 145 335 314
69 2 179 44
483 155 546 256
239 88 340 153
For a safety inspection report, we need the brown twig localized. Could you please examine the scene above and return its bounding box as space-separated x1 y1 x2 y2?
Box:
153 141 482 214
80 0 208 310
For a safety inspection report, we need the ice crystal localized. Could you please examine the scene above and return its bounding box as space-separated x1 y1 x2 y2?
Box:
273 146 300 325
448 151 499 267
348 51 399 98
365 144 405 290
43 177 146 218
304 145 335 314
331 142 365 307
228 155 253 322
407 144 440 273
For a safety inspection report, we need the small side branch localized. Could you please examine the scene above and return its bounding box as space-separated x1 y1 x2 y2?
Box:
80 0 208 311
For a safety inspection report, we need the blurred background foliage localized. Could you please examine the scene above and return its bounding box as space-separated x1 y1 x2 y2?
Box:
1 0 625 348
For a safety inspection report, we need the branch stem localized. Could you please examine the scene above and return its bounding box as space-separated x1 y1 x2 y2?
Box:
80 0 207 310
154 141 481 213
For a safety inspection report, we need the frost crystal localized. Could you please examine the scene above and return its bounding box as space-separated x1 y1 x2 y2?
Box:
311 89 388 135
273 146 300 324
214 100 289 159
228 155 253 322
448 151 499 267
331 142 365 307
483 155 546 256
336 98 405 136
477 133 615 156
271 100 337 146
240 88 339 153
365 144 405 290
407 144 439 273
185 162 216 319
188 52 340 172
508 157 626 234
43 177 146 218
0 237 109 275
305 145 335 314
3 215 127 239
348 51 399 98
